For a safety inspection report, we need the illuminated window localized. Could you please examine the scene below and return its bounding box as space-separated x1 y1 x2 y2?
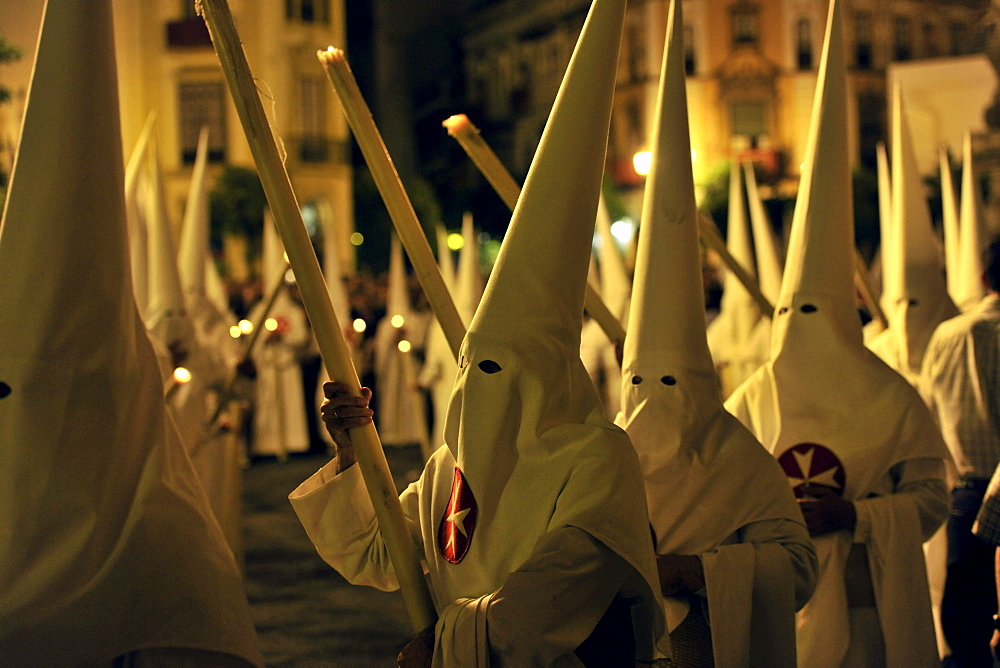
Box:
894 15 913 61
178 82 226 164
855 11 872 69
923 22 939 57
286 0 330 24
299 77 328 163
731 4 760 46
796 18 813 70
684 25 696 75
949 22 965 56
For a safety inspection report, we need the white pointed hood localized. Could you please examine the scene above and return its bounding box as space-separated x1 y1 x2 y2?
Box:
178 126 239 369
144 135 194 352
876 140 896 320
596 192 631 321
870 85 957 380
769 0 859 363
0 2 260 662
956 131 986 310
124 113 156 316
941 147 962 304
455 211 484 324
707 161 761 383
179 127 211 299
725 8 950 662
744 163 783 305
381 234 413 339
617 0 798 568
437 223 456 293
436 0 662 648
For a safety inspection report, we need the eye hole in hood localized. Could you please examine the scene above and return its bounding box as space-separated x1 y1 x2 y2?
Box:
660 375 676 385
478 359 502 374
800 303 818 313
631 376 643 385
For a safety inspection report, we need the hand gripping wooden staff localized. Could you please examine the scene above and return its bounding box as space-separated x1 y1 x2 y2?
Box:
197 0 437 633
319 48 466 360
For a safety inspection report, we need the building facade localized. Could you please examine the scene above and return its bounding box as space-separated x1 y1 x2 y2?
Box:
113 0 354 279
463 0 989 207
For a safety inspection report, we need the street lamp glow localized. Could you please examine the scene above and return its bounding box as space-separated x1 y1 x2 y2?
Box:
173 367 192 384
610 219 634 246
390 314 405 328
352 318 367 333
264 317 279 332
229 325 242 339
633 150 652 176
350 232 365 246
238 319 254 334
447 232 464 251
397 339 412 353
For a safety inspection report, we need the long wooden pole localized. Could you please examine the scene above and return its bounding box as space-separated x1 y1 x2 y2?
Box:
852 248 888 329
319 49 465 360
695 214 775 318
198 0 437 633
442 114 626 344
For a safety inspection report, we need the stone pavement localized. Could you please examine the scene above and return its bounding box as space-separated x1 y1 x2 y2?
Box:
242 447 426 666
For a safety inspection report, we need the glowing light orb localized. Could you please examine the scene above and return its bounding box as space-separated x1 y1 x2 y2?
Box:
352 318 367 333
390 314 405 328
350 232 365 246
447 233 464 251
173 367 192 384
264 317 279 332
397 339 412 353
610 219 634 245
633 150 652 176
229 325 242 339
238 319 254 334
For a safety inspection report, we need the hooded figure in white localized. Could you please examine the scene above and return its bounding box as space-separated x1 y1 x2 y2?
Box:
373 235 430 447
593 194 630 416
706 162 766 397
864 141 894 344
743 164 782 379
617 2 815 664
941 147 962 307
290 1 664 664
250 214 310 457
419 225 459 451
176 125 245 556
867 85 959 385
953 132 987 312
0 3 261 664
725 2 949 665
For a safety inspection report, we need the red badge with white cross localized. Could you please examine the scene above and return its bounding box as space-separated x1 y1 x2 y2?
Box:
777 442 846 498
439 467 477 564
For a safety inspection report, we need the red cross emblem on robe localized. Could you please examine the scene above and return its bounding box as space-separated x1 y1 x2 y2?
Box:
438 467 477 564
777 442 846 498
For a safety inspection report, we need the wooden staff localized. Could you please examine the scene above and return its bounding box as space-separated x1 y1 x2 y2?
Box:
442 114 626 344
852 248 888 329
198 0 437 633
696 214 775 317
319 48 465 360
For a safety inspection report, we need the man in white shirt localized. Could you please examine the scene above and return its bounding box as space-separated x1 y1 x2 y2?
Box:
921 233 1000 666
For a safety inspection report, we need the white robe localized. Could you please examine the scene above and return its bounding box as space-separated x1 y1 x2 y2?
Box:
727 367 949 667
291 443 661 666
250 292 310 456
